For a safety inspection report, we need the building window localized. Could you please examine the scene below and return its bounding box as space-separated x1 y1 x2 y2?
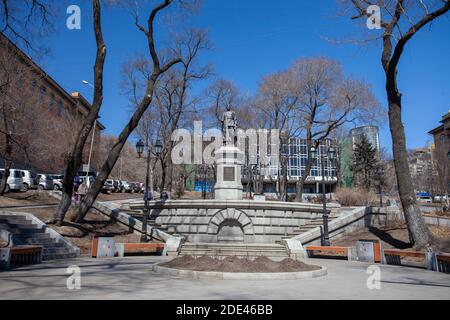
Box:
440 134 446 145
29 80 37 92
40 85 47 101
57 100 63 117
49 94 55 111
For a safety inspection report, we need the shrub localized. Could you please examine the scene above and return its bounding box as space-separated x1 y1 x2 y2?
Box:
335 187 378 207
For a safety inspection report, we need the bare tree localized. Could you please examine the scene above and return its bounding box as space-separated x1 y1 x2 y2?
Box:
94 134 146 182
50 0 107 225
131 28 210 193
347 0 449 248
73 0 198 222
0 41 36 193
254 71 300 201
204 79 240 128
0 0 54 51
286 57 381 202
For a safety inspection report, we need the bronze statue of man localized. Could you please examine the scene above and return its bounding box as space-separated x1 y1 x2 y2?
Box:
221 105 237 146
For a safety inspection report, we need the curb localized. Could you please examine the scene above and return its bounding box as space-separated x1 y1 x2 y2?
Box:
152 264 327 280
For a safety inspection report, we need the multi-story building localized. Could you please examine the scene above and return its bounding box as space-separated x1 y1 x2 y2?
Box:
0 32 104 174
249 138 337 195
408 146 436 194
349 125 380 153
337 125 381 189
428 111 450 193
188 137 338 196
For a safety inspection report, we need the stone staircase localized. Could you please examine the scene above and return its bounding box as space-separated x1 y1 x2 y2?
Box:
179 243 289 259
0 213 79 261
294 215 339 234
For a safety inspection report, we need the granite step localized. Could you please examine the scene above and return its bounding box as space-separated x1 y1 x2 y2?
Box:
0 212 79 262
180 243 289 258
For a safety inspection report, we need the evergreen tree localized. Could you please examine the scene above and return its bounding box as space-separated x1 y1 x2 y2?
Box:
351 135 379 191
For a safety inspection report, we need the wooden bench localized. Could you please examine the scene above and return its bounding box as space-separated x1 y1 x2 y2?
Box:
123 243 165 256
382 249 426 265
306 246 349 258
436 253 450 273
10 246 43 265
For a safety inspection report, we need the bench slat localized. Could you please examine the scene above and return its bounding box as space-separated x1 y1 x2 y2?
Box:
306 246 348 255
383 250 425 259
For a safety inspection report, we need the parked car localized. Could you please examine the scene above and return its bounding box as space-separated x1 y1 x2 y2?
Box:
102 179 115 193
121 181 132 193
20 170 38 191
0 169 24 192
37 174 54 190
417 196 433 204
113 180 123 193
131 182 142 193
51 174 64 190
433 194 449 203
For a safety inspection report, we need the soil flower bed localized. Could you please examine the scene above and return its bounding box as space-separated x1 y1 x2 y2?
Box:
160 255 321 273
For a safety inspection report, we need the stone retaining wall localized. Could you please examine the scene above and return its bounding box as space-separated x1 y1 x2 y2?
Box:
128 200 339 244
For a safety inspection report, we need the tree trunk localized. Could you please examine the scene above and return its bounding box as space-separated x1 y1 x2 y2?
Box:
74 86 156 222
0 159 12 195
296 136 317 202
52 155 78 223
387 80 432 249
51 0 106 225
296 156 313 202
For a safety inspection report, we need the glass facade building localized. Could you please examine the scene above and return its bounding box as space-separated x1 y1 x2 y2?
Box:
243 138 338 194
349 126 380 153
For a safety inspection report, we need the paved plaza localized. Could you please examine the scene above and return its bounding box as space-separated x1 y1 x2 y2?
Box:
0 257 449 300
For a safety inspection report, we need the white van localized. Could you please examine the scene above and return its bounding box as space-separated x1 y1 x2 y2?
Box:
20 170 38 191
0 169 24 192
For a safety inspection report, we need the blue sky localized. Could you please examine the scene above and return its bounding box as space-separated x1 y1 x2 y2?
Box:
36 0 449 154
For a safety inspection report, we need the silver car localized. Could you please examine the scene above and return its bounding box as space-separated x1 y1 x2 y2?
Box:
0 169 24 192
20 170 38 191
51 174 64 190
37 174 54 190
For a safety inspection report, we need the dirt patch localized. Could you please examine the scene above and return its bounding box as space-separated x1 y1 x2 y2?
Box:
161 255 321 273
0 191 58 207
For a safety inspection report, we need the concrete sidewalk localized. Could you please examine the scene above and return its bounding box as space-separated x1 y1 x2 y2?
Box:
0 256 449 300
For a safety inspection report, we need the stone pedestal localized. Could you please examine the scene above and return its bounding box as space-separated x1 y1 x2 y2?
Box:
214 146 244 200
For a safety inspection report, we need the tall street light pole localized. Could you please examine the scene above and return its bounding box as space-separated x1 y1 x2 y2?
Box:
311 144 335 247
136 139 162 243
82 80 96 187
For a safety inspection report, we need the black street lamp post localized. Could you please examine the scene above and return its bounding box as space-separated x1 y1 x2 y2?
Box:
136 138 162 243
311 144 335 247
376 165 385 207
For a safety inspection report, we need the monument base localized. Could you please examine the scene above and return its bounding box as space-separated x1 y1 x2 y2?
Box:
214 145 244 201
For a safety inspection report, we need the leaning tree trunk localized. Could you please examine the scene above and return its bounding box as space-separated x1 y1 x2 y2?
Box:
51 0 106 225
74 73 172 222
53 155 79 222
387 77 432 249
0 159 12 195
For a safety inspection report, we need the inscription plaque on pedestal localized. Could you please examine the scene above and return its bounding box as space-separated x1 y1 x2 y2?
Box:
223 167 235 181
